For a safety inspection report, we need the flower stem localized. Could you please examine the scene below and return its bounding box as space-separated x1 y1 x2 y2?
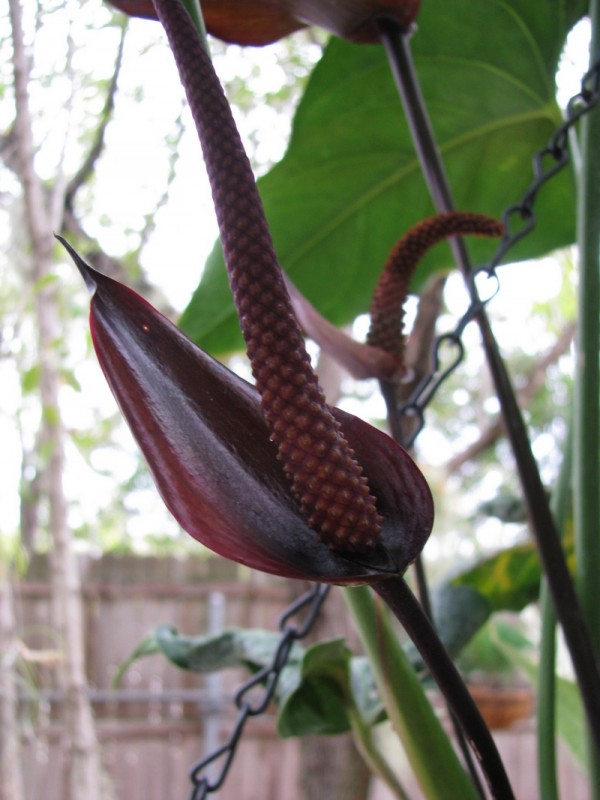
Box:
378 15 600 756
180 0 207 46
369 578 515 799
346 704 411 800
538 413 573 800
538 580 559 800
343 585 481 800
575 2 600 793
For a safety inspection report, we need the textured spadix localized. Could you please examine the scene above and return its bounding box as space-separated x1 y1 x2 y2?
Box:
61 239 433 584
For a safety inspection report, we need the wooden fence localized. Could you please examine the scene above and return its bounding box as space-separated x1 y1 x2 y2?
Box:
7 554 589 800
12 554 305 800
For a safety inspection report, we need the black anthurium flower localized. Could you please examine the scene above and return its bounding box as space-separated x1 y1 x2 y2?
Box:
58 237 433 584
58 0 435 584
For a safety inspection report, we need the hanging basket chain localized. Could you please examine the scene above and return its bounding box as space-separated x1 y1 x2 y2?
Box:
489 55 600 270
187 42 600 800
188 584 330 800
396 51 600 448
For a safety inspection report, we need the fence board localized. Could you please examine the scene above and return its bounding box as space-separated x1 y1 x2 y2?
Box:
7 554 589 800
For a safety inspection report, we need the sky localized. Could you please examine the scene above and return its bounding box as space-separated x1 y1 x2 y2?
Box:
0 4 591 552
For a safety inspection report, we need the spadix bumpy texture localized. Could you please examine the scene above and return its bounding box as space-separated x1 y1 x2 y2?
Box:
153 0 382 553
368 212 504 364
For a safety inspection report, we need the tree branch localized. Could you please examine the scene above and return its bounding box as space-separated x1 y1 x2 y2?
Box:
61 208 177 317
445 322 576 472
64 20 128 211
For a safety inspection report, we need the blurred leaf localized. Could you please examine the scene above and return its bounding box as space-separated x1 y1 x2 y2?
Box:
349 655 385 725
181 0 587 355
32 272 59 293
112 633 160 687
60 367 82 393
41 403 61 428
114 624 304 685
154 624 301 672
431 584 492 654
479 493 531 524
21 365 40 394
458 620 522 677
406 585 491 673
121 626 357 737
451 542 546 612
278 638 353 736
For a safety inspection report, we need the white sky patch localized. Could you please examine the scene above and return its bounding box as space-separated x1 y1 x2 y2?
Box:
556 17 592 108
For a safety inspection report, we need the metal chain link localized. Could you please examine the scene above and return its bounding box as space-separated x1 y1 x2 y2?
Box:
188 48 600 799
398 51 600 449
188 583 330 799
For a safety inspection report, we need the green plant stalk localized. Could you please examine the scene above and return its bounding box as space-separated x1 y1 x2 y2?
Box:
346 704 411 800
180 0 207 46
538 416 572 800
380 17 600 753
575 2 600 793
538 582 559 800
343 585 479 800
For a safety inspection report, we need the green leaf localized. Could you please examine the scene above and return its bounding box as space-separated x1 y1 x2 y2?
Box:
349 655 385 726
405 585 492 673
180 0 587 355
115 625 304 685
451 541 547 612
432 584 492 655
458 623 516 677
344 585 481 800
278 638 353 737
60 367 82 393
154 624 302 672
112 633 160 687
33 272 60 293
21 365 41 394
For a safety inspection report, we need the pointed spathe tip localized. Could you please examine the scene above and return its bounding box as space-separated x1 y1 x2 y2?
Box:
55 234 97 293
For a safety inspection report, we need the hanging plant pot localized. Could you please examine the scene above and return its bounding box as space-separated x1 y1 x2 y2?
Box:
467 684 535 731
105 0 422 44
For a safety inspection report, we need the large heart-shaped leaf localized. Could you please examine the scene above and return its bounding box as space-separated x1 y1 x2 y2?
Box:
180 0 586 355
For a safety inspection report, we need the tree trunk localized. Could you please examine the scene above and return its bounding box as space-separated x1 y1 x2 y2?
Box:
8 0 105 797
0 576 25 800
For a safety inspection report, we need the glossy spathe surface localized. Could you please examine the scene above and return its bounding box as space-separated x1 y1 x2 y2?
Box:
62 239 433 583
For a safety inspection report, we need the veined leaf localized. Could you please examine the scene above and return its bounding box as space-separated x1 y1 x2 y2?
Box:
181 0 586 355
